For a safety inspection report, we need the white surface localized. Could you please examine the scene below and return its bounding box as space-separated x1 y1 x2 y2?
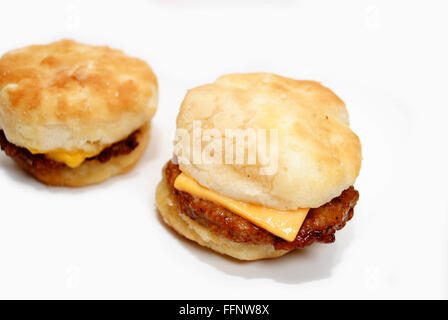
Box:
0 0 447 299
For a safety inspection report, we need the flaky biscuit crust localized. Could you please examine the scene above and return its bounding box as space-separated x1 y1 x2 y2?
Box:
176 73 362 209
0 40 157 154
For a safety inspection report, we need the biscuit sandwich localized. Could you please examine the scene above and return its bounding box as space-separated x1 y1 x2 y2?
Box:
156 73 361 260
0 40 158 186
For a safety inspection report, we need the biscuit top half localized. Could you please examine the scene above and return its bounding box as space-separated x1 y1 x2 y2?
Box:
176 73 361 210
0 40 158 154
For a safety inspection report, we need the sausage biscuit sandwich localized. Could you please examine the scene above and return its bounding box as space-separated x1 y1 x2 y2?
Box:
156 73 361 260
0 40 158 186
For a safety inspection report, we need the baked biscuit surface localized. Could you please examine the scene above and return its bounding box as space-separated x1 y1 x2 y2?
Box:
177 73 362 209
0 40 158 154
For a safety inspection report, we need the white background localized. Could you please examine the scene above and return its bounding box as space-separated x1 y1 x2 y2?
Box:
0 0 447 299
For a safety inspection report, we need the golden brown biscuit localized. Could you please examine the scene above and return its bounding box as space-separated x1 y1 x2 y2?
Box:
0 40 157 186
0 39 157 154
176 73 361 209
157 73 361 260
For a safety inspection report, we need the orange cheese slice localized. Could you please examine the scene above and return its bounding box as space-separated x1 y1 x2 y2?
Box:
28 148 99 168
174 173 309 242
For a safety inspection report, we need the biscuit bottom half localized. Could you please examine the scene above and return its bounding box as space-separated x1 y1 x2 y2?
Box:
156 173 291 261
0 123 150 187
156 160 358 261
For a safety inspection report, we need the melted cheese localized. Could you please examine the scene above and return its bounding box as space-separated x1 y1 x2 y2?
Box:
45 150 96 168
28 148 99 168
174 173 309 242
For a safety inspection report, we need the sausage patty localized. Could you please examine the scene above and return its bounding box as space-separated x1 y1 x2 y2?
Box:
165 161 359 250
0 129 139 171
